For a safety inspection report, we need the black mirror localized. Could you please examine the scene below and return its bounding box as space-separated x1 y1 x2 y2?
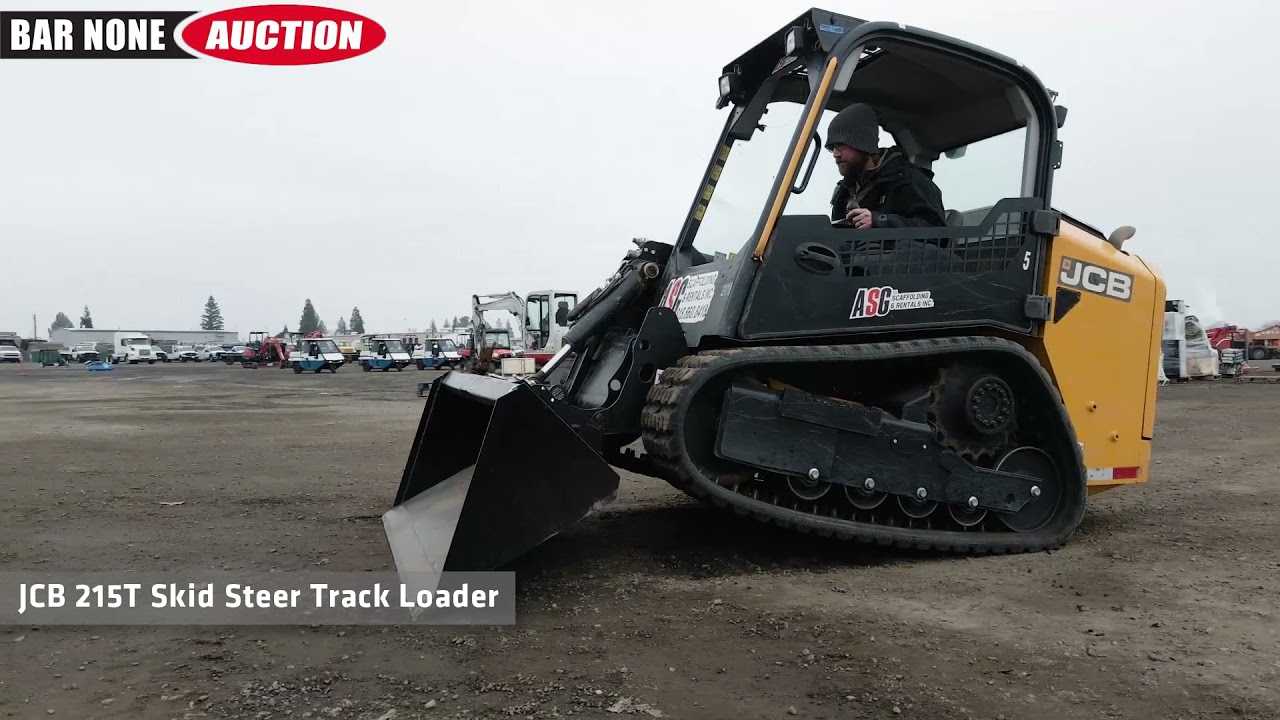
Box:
1054 105 1068 128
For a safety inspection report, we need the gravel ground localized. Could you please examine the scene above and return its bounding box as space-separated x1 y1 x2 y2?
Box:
1 361 1277 720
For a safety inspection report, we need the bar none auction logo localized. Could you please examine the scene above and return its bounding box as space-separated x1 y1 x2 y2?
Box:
0 4 385 64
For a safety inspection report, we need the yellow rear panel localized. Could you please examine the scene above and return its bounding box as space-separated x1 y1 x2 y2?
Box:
1029 218 1165 494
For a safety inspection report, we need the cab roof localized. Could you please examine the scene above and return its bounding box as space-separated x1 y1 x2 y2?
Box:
721 8 866 80
726 7 1056 156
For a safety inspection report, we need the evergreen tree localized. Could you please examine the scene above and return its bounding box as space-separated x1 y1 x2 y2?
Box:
298 299 321 335
49 312 74 335
317 320 328 334
349 307 365 334
278 325 290 338
79 305 94 329
429 318 438 334
336 316 348 334
200 296 225 330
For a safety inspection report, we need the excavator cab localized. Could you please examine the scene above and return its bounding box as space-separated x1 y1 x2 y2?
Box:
522 290 578 365
384 8 1166 585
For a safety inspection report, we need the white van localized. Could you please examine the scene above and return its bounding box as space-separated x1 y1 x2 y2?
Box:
111 332 157 364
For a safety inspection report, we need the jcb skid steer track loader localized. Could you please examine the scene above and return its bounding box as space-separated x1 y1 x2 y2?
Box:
385 8 1167 577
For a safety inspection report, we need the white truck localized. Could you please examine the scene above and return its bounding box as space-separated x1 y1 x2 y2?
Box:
110 332 158 364
197 344 224 362
65 343 102 362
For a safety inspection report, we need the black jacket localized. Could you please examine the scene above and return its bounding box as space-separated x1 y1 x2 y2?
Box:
830 147 947 228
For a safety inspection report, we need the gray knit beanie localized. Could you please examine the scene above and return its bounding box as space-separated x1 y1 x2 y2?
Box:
825 103 880 154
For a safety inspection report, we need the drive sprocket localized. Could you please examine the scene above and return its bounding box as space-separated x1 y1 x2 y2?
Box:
929 363 1018 462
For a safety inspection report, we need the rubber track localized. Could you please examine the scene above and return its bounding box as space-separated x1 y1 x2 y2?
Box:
639 336 1087 555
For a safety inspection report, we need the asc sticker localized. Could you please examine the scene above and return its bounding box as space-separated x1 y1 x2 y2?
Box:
1058 257 1132 302
661 271 718 324
849 286 934 320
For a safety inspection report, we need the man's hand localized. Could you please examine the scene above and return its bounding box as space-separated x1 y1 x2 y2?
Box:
845 208 873 229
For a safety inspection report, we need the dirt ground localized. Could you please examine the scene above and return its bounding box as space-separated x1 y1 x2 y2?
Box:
1 361 1278 720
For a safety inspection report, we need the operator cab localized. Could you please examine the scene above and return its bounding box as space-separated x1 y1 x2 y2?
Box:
674 9 1068 342
302 337 342 357
524 290 577 351
480 329 511 350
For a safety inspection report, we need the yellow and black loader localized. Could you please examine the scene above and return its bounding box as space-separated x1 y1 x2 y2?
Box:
384 8 1167 576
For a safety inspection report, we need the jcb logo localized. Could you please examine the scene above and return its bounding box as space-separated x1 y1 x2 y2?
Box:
1058 257 1132 302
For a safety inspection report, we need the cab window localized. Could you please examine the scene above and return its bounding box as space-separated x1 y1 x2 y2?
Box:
553 294 576 326
526 296 549 338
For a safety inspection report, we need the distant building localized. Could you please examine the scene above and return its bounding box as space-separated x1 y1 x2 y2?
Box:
49 328 240 349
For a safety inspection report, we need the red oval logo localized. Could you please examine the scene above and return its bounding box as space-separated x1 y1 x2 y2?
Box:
180 4 385 65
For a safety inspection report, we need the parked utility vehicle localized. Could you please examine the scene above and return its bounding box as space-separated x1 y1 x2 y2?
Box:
359 336 411 372
412 337 461 370
290 337 345 373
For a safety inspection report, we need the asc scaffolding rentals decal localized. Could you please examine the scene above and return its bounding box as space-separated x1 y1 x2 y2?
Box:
661 270 719 324
0 5 385 64
849 285 935 320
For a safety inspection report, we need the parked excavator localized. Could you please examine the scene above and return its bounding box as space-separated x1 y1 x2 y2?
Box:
383 8 1167 581
230 331 291 369
457 290 581 374
456 292 524 374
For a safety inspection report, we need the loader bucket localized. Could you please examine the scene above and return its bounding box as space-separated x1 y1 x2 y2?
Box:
383 371 620 582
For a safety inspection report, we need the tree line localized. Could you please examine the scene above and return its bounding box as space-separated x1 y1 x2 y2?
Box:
48 306 95 334
47 296 470 339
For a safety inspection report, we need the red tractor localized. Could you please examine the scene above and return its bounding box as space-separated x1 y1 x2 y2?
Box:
1208 325 1280 361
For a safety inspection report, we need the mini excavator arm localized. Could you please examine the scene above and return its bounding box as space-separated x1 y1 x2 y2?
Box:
470 292 526 356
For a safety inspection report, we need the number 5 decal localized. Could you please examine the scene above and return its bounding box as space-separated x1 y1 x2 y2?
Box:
1022 251 1032 270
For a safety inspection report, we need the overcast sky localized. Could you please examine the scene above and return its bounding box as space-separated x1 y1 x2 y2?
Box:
2 0 1277 337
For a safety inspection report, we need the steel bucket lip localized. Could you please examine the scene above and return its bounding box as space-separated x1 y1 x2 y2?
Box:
435 370 525 404
386 368 621 576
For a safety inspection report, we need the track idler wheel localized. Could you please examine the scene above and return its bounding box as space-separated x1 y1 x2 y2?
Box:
785 469 831 501
843 478 886 510
947 499 987 528
897 488 938 519
993 447 1060 532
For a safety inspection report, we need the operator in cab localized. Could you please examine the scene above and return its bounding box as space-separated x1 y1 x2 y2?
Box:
826 103 947 229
